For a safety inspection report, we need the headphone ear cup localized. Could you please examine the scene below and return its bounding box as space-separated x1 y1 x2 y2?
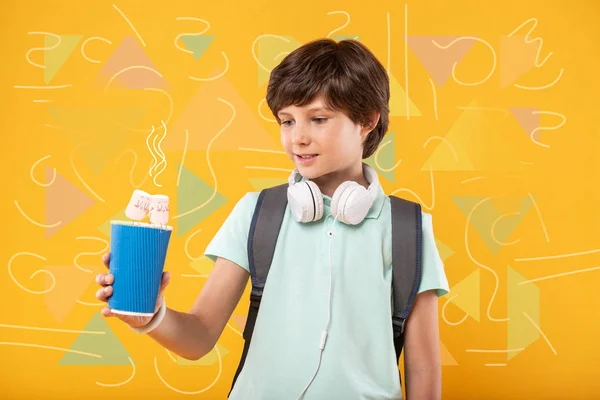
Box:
331 181 357 223
342 186 372 225
331 181 375 225
287 180 324 223
306 181 324 221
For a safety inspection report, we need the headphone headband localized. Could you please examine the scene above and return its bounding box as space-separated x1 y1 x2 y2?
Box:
288 163 379 191
362 163 379 196
288 169 303 186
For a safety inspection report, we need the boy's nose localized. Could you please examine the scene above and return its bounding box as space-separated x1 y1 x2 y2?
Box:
291 125 310 146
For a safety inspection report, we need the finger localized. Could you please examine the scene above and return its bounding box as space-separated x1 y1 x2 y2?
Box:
102 252 111 269
96 286 113 302
95 273 114 287
101 307 117 318
95 273 107 285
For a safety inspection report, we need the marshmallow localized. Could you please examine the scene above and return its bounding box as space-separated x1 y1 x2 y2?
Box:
149 195 169 226
126 190 151 221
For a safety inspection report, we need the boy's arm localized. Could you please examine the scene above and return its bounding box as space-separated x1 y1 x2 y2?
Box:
147 257 249 360
403 289 442 400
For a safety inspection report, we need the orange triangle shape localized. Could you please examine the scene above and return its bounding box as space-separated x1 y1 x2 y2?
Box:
407 36 475 87
163 71 279 151
45 167 96 238
96 36 169 90
510 108 541 141
232 315 247 331
500 35 537 89
440 340 458 365
44 266 95 323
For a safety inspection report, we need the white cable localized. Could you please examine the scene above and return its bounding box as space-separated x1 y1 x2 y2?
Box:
295 212 341 400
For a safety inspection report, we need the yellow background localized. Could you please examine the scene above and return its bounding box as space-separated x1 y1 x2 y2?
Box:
2 0 599 399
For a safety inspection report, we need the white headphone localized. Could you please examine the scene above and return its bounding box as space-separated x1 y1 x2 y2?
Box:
287 163 380 225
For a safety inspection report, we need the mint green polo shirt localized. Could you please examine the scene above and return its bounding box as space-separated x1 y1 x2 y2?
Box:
204 184 450 400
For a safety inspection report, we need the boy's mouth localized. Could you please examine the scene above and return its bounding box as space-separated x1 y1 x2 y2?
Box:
294 154 319 165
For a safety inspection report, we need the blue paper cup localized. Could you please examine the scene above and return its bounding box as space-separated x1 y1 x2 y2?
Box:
108 221 172 316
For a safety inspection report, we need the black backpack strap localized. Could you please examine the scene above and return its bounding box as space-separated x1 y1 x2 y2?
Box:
390 196 423 364
230 184 288 395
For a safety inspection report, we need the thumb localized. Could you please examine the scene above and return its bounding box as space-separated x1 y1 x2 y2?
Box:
158 271 171 297
154 272 170 314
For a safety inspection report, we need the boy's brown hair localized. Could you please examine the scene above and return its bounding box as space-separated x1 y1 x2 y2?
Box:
266 38 390 159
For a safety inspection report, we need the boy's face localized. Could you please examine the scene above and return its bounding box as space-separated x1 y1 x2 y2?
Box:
278 95 370 181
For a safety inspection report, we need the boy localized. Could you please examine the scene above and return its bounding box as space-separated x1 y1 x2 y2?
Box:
96 38 449 399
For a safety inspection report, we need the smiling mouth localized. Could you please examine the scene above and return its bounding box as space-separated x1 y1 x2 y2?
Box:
295 154 318 159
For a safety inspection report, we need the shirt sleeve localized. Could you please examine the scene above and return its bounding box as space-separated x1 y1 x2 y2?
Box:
203 192 260 273
417 211 450 297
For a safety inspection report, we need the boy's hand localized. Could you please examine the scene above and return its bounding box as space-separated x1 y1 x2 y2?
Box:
96 252 170 328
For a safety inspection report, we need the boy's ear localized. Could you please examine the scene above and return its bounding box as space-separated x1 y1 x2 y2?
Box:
371 112 381 130
360 112 381 138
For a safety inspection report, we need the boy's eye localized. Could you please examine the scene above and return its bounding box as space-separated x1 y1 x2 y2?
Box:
281 118 327 126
